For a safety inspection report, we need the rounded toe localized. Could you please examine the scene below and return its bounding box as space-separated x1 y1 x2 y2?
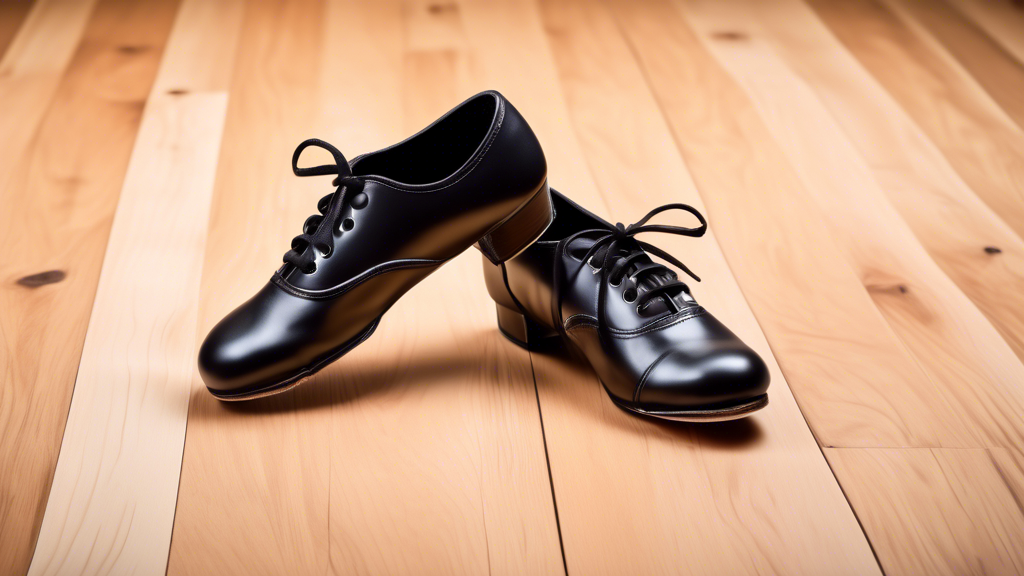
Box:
197 320 261 395
197 307 296 397
637 343 770 411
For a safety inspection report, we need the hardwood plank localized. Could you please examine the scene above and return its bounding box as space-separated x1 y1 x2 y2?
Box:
682 0 1024 445
325 1 562 573
676 4 1024 567
0 0 34 59
952 0 1024 68
25 1 241 574
886 0 1024 130
734 0 1024 367
166 1 333 573
0 1 178 573
458 0 879 573
169 1 563 573
825 448 1024 575
0 0 98 193
607 0 974 449
807 0 1024 250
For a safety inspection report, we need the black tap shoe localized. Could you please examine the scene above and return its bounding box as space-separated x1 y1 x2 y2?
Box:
199 91 552 400
482 191 769 422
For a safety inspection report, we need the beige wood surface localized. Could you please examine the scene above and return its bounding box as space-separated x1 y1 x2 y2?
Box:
0 0 98 192
808 0 1024 244
683 0 1024 447
825 448 1024 575
736 0 1024 364
532 0 878 573
5 0 1024 574
0 1 178 573
889 0 1024 131
167 1 562 574
609 0 968 450
675 2 1024 569
25 0 239 574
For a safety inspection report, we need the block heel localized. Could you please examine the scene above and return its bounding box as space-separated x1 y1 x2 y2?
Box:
477 181 553 264
495 304 558 349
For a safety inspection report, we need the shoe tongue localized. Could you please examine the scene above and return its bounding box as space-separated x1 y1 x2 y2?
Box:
567 236 689 316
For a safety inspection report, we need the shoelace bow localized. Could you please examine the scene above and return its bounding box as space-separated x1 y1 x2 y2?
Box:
566 203 708 314
284 138 365 273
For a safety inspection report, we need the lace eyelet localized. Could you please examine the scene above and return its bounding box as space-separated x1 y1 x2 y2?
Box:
318 246 331 258
342 218 354 231
305 263 317 274
609 277 622 287
623 288 638 303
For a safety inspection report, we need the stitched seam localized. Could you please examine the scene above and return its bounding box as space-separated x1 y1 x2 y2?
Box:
612 307 706 337
562 308 706 338
363 103 506 194
273 259 444 300
563 323 598 346
563 314 599 331
635 349 676 403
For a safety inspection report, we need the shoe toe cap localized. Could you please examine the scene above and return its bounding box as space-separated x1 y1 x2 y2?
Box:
197 293 305 396
636 343 770 409
197 315 278 395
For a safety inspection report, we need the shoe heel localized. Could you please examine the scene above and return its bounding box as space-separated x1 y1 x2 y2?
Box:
477 181 553 264
495 304 557 349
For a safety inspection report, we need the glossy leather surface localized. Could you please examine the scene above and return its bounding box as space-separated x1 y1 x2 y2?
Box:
200 91 548 398
483 191 770 414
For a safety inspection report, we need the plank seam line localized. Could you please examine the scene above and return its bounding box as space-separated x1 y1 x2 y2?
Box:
527 347 569 576
606 3 887 572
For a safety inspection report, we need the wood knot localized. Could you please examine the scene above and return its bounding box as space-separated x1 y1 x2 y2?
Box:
17 270 66 288
117 45 149 55
428 3 457 14
711 31 748 41
866 282 908 296
984 246 1002 254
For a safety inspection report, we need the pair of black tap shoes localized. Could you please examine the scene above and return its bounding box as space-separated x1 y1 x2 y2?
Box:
198 91 769 421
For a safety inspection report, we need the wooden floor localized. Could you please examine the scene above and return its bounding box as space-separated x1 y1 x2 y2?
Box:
3 0 1024 574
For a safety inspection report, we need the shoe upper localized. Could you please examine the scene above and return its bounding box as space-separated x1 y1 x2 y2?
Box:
484 191 770 411
199 91 547 397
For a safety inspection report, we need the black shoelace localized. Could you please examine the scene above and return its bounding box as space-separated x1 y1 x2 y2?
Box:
566 203 707 314
284 139 365 274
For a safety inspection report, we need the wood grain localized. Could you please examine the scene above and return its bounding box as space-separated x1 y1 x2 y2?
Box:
0 0 33 59
607 0 972 450
325 1 562 573
168 1 562 573
25 0 240 574
734 0 1024 365
952 0 1024 67
887 0 1024 130
684 0 1024 443
825 448 1024 575
3 0 1024 573
0 0 98 194
807 0 1024 247
676 2 1024 568
166 1 333 572
0 1 178 573
465 0 879 573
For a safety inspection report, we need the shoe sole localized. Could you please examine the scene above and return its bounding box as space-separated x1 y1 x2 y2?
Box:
607 391 768 423
208 315 383 401
496 319 768 422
